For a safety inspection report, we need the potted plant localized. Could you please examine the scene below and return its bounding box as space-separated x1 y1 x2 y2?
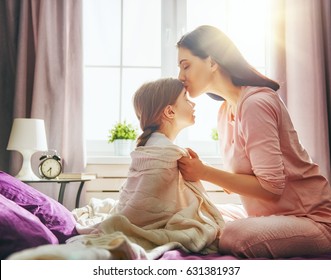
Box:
211 128 220 155
211 128 219 141
108 121 138 156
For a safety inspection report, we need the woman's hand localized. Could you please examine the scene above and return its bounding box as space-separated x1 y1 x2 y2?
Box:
179 149 280 201
178 148 205 181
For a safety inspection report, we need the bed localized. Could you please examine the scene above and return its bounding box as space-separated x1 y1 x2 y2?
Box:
1 170 331 260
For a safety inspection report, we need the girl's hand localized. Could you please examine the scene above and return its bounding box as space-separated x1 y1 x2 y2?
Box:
178 148 205 181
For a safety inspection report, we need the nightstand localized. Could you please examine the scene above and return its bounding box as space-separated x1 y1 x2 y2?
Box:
22 178 94 208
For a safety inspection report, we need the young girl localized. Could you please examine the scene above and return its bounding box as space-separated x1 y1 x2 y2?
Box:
133 77 196 147
112 77 225 253
68 78 224 258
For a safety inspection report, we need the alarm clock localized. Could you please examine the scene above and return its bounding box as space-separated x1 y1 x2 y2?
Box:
39 152 62 179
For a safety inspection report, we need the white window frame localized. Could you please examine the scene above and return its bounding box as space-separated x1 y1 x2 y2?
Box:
84 0 270 164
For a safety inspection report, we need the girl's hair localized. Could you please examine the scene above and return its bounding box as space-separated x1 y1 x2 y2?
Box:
133 78 184 147
177 25 279 92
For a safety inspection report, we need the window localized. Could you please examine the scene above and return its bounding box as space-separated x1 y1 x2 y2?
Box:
83 0 270 159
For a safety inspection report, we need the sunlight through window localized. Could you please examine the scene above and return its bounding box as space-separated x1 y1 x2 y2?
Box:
83 0 270 158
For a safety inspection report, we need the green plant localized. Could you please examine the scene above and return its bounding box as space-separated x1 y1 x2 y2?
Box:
108 121 138 143
211 128 219 141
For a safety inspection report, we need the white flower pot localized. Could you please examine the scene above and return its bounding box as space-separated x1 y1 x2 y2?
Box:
113 139 134 156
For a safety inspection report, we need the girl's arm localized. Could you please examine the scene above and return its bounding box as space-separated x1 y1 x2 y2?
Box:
178 148 280 201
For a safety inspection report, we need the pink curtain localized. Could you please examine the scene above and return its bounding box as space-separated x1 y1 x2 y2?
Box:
269 0 331 180
0 0 19 172
7 0 84 210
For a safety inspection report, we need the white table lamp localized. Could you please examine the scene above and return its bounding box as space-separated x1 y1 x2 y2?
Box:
7 118 48 180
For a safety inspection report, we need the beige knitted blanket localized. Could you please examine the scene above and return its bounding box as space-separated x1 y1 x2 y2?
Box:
9 145 225 260
69 145 225 259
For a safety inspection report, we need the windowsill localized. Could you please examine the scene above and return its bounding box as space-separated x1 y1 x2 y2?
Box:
87 155 223 165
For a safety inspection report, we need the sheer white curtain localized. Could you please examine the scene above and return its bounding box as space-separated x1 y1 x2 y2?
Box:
269 0 331 180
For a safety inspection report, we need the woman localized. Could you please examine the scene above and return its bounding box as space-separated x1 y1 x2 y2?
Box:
177 25 331 258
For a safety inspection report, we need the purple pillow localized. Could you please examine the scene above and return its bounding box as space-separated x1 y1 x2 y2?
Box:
0 171 78 243
0 194 59 259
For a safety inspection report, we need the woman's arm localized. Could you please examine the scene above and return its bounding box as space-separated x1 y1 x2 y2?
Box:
178 148 280 201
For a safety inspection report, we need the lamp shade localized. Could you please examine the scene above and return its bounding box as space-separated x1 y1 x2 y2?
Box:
7 118 48 180
7 118 48 151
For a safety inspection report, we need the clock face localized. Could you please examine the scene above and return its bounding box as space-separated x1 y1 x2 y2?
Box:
39 158 62 179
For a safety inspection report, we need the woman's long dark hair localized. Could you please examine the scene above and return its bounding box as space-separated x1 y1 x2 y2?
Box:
177 25 279 92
